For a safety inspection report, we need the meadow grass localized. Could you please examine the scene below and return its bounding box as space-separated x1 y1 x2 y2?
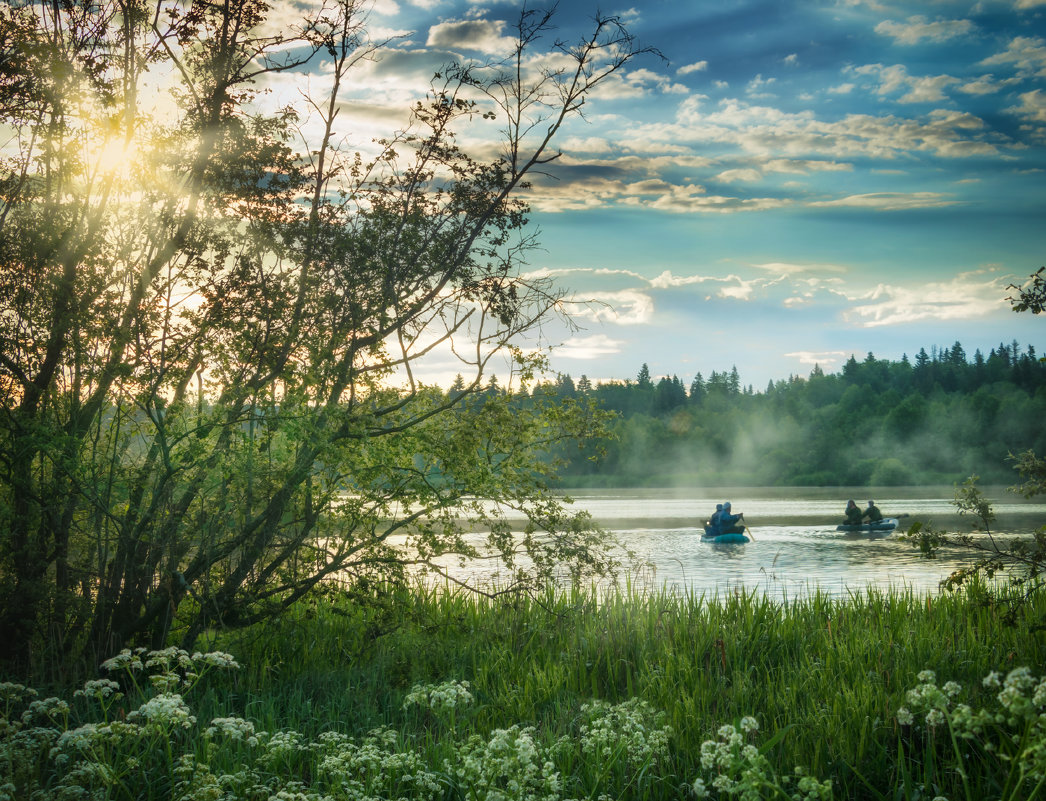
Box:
4 580 1046 800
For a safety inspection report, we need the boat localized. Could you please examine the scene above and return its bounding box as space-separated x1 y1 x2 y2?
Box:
835 517 899 534
702 524 750 544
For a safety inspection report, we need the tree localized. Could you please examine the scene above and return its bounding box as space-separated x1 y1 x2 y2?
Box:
907 268 1046 621
636 363 653 389
0 0 655 671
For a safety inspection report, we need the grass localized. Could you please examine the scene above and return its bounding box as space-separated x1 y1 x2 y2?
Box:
4 579 1046 800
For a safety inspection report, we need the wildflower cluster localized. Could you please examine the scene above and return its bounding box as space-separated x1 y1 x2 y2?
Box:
577 697 672 768
691 718 831 801
897 666 1046 795
316 728 443 800
402 679 474 715
0 648 243 801
102 647 240 696
455 724 562 801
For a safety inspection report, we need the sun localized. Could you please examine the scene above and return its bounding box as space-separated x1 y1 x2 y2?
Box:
91 133 140 181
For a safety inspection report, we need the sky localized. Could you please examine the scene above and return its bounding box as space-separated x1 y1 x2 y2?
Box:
274 0 1046 390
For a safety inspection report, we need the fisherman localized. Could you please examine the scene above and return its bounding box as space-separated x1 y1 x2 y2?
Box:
718 501 745 534
863 500 883 523
843 499 863 526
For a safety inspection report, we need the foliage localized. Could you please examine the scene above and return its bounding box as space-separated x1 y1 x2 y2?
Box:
541 342 1046 487
906 477 1046 622
895 667 1046 801
1009 267 1046 316
0 0 656 672
5 584 1046 800
903 266 1046 622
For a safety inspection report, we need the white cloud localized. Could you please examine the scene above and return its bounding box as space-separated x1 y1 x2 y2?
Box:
853 63 959 103
567 289 654 325
715 276 761 301
807 192 959 210
426 18 515 54
784 53 799 66
785 350 849 366
763 158 853 174
677 60 708 75
981 36 1046 78
648 270 718 289
845 271 1009 327
715 168 762 183
555 334 627 359
672 98 1007 160
959 74 1001 95
746 74 777 98
874 16 974 45
1008 88 1046 122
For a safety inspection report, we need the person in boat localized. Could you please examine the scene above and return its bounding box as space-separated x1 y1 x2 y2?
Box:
707 503 724 534
718 502 745 534
843 499 862 526
863 500 883 523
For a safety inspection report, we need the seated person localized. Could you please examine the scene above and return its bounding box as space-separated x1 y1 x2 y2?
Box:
718 502 744 534
863 500 883 523
843 499 862 526
707 503 724 534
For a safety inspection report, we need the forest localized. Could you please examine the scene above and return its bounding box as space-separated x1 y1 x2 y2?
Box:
499 340 1046 487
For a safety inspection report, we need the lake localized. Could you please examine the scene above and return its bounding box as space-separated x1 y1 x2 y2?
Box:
422 486 1046 600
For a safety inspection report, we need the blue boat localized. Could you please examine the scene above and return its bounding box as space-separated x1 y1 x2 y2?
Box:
835 517 899 535
702 524 750 544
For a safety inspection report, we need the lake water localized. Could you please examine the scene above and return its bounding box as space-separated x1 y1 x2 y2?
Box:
423 486 1046 600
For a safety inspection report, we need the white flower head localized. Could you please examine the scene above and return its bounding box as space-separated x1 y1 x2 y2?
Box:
983 671 1002 689
917 669 937 684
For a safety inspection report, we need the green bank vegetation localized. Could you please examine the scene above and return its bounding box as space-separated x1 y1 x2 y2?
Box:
536 342 1046 488
4 583 1046 800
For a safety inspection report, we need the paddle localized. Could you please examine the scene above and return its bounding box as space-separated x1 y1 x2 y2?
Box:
744 523 755 542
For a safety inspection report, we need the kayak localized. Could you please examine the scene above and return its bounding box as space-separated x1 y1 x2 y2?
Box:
835 517 899 534
702 524 750 544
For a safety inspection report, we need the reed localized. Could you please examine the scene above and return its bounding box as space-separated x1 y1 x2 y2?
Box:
4 580 1046 800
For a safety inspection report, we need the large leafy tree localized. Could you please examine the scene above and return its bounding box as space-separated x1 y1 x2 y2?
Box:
0 0 654 671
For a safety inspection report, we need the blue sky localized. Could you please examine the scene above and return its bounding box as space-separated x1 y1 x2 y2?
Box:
276 0 1046 389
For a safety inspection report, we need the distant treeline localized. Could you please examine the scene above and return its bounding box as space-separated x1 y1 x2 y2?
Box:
468 341 1046 487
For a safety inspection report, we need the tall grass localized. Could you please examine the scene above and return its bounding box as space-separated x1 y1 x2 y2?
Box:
4 580 1046 799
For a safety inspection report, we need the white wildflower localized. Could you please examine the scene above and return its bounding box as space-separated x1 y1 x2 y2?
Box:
402 679 473 714
129 693 196 729
74 679 122 701
200 651 239 669
205 717 256 741
926 708 946 728
101 649 144 672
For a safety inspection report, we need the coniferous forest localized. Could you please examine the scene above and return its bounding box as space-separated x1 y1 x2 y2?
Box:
518 341 1046 487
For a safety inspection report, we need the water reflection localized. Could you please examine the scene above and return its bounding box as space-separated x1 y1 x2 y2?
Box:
424 487 1046 600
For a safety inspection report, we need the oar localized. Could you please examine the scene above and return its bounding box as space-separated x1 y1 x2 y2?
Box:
744 524 755 542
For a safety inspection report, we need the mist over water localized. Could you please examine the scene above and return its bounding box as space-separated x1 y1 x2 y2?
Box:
427 486 1046 600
